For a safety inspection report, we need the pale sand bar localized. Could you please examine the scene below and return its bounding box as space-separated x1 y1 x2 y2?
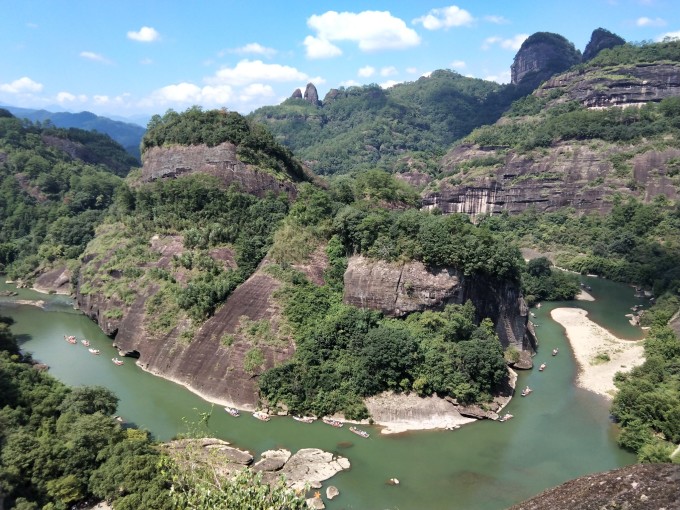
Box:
550 307 644 399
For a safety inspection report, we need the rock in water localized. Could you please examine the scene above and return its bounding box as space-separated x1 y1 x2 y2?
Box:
281 448 350 491
326 486 339 499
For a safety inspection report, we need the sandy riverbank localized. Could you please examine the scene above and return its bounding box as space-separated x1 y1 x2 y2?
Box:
550 308 644 399
576 289 594 301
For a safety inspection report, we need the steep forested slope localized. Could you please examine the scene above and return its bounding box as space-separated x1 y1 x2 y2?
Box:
0 109 136 278
250 71 521 176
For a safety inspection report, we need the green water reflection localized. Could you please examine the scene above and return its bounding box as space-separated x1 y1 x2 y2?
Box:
0 276 642 510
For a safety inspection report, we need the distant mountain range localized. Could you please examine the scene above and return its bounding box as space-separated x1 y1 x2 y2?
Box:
0 105 146 159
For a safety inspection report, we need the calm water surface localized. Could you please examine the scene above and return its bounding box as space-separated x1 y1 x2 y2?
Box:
0 276 643 510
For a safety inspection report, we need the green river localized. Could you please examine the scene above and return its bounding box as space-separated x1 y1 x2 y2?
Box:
0 276 644 510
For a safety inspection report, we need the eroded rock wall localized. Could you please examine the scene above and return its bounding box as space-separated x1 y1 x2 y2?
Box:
424 143 680 217
141 142 298 199
343 255 536 352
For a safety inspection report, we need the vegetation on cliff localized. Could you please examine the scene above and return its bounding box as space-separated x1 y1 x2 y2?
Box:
0 110 134 279
250 70 523 175
80 174 288 332
258 176 521 418
142 106 310 183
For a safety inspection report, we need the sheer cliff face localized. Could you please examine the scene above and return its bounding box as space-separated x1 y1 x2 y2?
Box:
141 142 298 199
424 143 680 216
425 62 680 217
510 33 581 88
342 255 536 353
76 234 303 409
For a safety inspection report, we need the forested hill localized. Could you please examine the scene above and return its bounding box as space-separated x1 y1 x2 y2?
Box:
0 109 134 277
249 71 521 176
1 105 146 159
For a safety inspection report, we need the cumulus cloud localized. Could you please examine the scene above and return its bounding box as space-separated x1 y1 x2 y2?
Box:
656 30 680 41
482 34 528 50
380 66 398 76
150 83 233 105
80 51 110 64
406 67 418 74
636 16 666 27
229 43 278 58
0 76 43 93
450 60 466 69
305 10 420 56
206 59 310 87
127 26 160 42
304 36 343 59
239 83 275 102
413 5 474 30
358 65 376 77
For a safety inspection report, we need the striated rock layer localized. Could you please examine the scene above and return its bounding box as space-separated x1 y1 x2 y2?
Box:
140 142 299 199
343 255 536 353
76 232 308 410
424 143 680 217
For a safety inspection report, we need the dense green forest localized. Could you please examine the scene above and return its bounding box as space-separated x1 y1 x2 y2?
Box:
142 106 311 183
250 70 526 175
0 109 135 279
0 318 306 509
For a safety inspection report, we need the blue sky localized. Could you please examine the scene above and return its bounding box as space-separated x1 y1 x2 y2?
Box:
1 0 678 123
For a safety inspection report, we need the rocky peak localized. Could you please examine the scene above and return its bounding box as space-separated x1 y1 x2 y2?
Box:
582 27 625 61
304 82 320 105
511 32 582 89
290 88 303 99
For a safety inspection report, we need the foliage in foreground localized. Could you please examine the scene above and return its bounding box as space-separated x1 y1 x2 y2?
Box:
0 320 307 509
611 325 680 463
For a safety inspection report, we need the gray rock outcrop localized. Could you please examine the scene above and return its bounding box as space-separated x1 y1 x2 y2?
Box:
291 88 303 99
509 463 680 510
140 142 299 199
582 28 625 61
511 32 582 88
343 255 535 352
281 449 350 491
304 83 320 105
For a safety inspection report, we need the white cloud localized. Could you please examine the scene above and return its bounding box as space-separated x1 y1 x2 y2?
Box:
421 71 433 78
26 22 38 29
140 58 153 65
656 30 680 41
484 70 512 84
340 79 360 87
0 76 43 93
484 15 509 24
380 79 400 89
56 92 88 103
127 26 160 42
303 35 343 59
636 16 666 27
450 60 466 69
306 10 420 54
80 51 110 64
207 59 311 87
93 95 110 104
150 83 233 105
230 43 277 58
358 65 376 77
239 83 275 102
380 66 398 77
413 6 474 30
482 34 528 50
